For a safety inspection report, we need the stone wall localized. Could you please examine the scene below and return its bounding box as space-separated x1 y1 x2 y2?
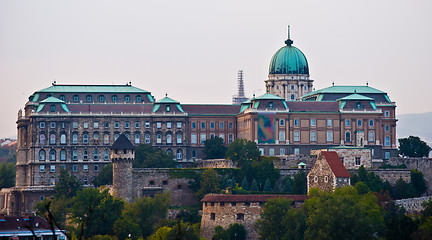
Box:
197 159 236 168
387 157 432 194
395 196 432 214
349 169 411 185
132 168 198 206
273 155 316 169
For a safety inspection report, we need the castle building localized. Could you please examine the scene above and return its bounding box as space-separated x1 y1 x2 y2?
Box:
1 30 397 215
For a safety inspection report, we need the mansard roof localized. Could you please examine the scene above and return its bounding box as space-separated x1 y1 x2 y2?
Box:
321 151 350 178
182 104 240 115
67 104 154 114
285 101 339 112
37 84 150 94
201 194 308 202
110 134 135 150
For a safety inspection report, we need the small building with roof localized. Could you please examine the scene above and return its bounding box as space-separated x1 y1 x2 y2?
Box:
307 151 351 192
200 194 308 240
0 215 67 240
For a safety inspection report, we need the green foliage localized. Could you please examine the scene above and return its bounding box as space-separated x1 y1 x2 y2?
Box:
355 181 371 195
148 226 172 240
250 179 259 191
212 223 246 240
240 177 249 191
89 235 118 240
263 178 272 192
114 192 170 240
35 197 73 229
399 136 432 157
411 169 427 196
134 144 177 168
70 188 124 239
351 166 384 193
0 162 15 189
379 163 407 169
169 169 200 179
238 158 280 191
282 176 293 193
414 200 432 239
392 177 416 200
225 138 260 167
164 221 201 240
383 202 418 240
292 171 307 194
93 164 113 187
304 187 384 240
55 168 82 199
256 197 306 240
203 136 227 159
194 169 221 200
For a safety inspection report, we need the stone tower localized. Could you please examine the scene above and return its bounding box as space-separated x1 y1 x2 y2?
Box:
110 134 135 202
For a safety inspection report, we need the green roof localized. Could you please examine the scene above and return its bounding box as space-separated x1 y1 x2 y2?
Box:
156 96 179 104
303 85 386 98
337 93 374 101
37 84 150 93
254 93 285 100
269 41 309 75
40 96 65 104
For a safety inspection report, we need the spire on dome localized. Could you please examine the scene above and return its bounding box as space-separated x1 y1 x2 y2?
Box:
284 25 293 46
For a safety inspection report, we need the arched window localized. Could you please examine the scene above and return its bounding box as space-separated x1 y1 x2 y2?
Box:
279 119 285 126
73 95 79 102
166 105 171 112
60 149 66 161
86 95 92 102
125 95 130 102
176 149 183 160
104 134 110 144
145 134 150 144
112 95 118 102
279 131 285 141
345 131 351 142
50 105 56 112
93 133 99 144
39 150 46 161
259 148 264 155
60 134 66 144
50 134 56 144
157 134 162 144
177 134 182 144
83 134 88 144
136 95 142 103
135 134 140 144
167 134 172 144
40 134 46 144
368 131 374 142
50 149 56 161
114 134 119 141
83 150 88 160
385 136 391 146
104 150 109 160
94 150 99 160
73 134 78 144
291 94 295 100
166 149 173 155
99 95 105 102
280 148 285 155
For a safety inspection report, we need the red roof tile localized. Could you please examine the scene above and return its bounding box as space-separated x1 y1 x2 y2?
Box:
201 194 308 202
321 151 351 178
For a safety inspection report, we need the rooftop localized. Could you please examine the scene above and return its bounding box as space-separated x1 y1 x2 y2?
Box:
321 151 351 178
37 84 150 94
201 194 308 202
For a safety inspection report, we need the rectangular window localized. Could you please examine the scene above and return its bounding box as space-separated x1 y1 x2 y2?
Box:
327 119 332 127
83 122 89 128
83 165 88 172
192 150 197 158
201 122 206 129
72 165 78 172
210 122 215 129
114 122 119 128
135 121 140 128
145 122 150 128
145 134 150 144
219 122 224 129
200 134 206 144
310 131 317 142
50 165 55 173
177 122 182 128
192 122 197 129
228 122 234 129
269 148 274 156
72 150 78 161
73 122 78 128
167 122 172 128
294 131 300 142
385 151 390 159
327 131 333 142
294 148 300 155
104 122 109 128
294 119 299 127
40 122 45 128
385 111 390 117
355 157 361 166
156 122 161 128
228 134 234 143
50 122 56 128
40 165 45 172
345 119 350 127
219 134 224 141
124 122 130 128
385 125 390 132
357 119 362 127
369 120 374 127
191 134 197 144
93 122 99 129
93 165 99 172
310 119 316 127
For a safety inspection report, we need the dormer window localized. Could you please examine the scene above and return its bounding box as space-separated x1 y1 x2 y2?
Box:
166 105 171 112
86 95 92 102
112 95 118 102
50 105 56 112
356 102 361 109
59 95 65 101
136 95 142 103
73 95 79 102
99 95 105 102
268 101 274 109
125 95 130 102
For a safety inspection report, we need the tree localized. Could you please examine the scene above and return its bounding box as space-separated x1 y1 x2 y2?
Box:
55 168 82 199
114 193 170 240
304 187 384 240
70 188 124 239
411 169 427 197
240 177 249 191
203 136 227 159
225 138 260 167
250 179 259 192
195 169 221 200
134 144 177 168
384 202 418 240
93 164 113 187
256 197 306 240
392 177 416 200
399 136 431 157
238 157 280 191
292 171 307 194
212 223 246 240
0 162 15 189
263 178 272 192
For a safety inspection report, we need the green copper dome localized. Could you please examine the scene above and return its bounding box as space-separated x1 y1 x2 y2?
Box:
269 38 309 75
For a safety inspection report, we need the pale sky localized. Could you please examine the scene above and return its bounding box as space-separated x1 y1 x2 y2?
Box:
1 0 431 138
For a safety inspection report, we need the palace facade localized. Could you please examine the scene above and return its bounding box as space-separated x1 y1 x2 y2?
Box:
1 32 397 215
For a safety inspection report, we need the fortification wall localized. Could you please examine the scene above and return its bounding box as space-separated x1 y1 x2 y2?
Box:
349 169 411 185
387 157 432 193
132 168 198 206
395 196 432 213
274 155 316 169
197 159 235 168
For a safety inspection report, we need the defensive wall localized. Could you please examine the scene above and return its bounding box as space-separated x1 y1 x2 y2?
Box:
395 196 432 214
387 157 432 194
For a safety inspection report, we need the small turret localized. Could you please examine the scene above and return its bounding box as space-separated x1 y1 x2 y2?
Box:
110 134 135 202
